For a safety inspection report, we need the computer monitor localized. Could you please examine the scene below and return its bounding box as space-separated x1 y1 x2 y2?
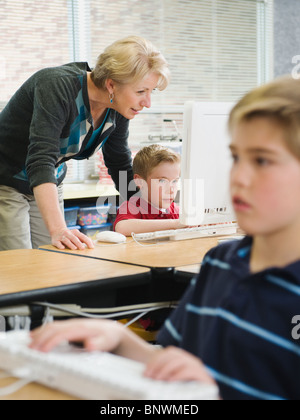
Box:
180 101 236 226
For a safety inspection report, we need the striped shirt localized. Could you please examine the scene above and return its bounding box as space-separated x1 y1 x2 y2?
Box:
157 236 300 400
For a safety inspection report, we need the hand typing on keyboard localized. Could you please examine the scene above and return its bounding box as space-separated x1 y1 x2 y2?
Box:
144 346 216 384
0 325 218 400
30 319 128 355
30 319 216 386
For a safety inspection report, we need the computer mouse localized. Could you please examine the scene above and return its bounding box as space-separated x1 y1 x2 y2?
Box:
96 231 127 244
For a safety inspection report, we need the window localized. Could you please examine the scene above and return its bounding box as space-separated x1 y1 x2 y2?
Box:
86 0 274 143
0 0 71 107
1 0 273 107
88 0 273 108
0 0 273 181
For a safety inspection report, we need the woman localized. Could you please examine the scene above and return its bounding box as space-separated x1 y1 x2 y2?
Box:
0 36 170 251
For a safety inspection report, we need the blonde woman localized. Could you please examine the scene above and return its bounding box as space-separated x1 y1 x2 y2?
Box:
0 36 170 251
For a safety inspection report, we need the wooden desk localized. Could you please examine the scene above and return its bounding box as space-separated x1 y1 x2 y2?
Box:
0 371 77 400
175 264 201 275
41 236 222 269
0 250 150 308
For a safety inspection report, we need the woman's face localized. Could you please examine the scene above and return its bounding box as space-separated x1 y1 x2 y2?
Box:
109 72 160 120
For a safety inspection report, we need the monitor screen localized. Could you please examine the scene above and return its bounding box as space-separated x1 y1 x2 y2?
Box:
180 101 236 226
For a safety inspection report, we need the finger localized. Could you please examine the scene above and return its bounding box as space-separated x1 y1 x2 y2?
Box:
147 357 187 381
72 230 94 249
145 348 174 379
63 230 94 250
30 321 96 352
30 319 120 353
145 347 216 384
84 335 117 353
60 231 87 250
168 366 216 384
145 347 196 379
60 236 79 250
30 324 66 352
151 359 203 382
52 239 66 250
52 235 77 250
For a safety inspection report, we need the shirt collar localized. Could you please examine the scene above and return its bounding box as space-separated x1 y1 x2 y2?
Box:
138 197 172 215
230 236 300 282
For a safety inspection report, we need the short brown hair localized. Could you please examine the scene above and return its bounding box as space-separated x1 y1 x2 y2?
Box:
229 75 300 159
133 144 181 180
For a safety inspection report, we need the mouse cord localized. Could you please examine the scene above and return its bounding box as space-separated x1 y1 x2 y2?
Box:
0 376 34 397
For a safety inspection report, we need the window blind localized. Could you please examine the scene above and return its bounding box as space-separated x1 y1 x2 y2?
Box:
87 0 274 109
0 0 274 182
0 0 71 106
0 0 86 182
0 0 274 109
86 0 274 150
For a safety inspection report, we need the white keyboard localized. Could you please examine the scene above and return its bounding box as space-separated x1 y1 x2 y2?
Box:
0 331 218 400
132 222 238 242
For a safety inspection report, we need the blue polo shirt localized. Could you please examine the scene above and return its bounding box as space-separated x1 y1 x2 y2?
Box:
157 236 300 400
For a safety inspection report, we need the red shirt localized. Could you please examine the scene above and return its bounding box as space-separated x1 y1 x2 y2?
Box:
114 197 179 230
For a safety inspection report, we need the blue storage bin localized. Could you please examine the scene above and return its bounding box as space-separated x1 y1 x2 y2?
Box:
77 205 112 227
64 206 80 227
80 223 112 239
68 225 81 231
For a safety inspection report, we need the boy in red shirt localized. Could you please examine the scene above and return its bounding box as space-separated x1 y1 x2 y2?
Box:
114 144 186 236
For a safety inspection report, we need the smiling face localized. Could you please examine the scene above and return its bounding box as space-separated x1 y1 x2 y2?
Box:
108 72 160 120
230 117 300 237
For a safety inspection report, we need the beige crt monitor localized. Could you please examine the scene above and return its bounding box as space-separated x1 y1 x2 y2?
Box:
180 101 235 226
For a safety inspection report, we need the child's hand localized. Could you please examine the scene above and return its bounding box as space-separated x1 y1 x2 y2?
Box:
144 346 216 384
30 319 125 353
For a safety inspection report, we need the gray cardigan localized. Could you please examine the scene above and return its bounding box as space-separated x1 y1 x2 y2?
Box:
0 62 133 197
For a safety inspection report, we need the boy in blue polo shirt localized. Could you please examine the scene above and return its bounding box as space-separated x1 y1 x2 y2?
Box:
31 76 300 400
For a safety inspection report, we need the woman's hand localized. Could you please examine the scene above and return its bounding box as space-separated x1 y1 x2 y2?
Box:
33 183 94 250
51 227 94 250
145 346 216 385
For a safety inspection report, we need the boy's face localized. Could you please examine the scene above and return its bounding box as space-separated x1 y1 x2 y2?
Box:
135 161 180 210
230 117 300 237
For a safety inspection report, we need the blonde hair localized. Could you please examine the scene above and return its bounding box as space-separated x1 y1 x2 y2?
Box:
229 75 300 159
91 36 170 91
133 144 181 180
